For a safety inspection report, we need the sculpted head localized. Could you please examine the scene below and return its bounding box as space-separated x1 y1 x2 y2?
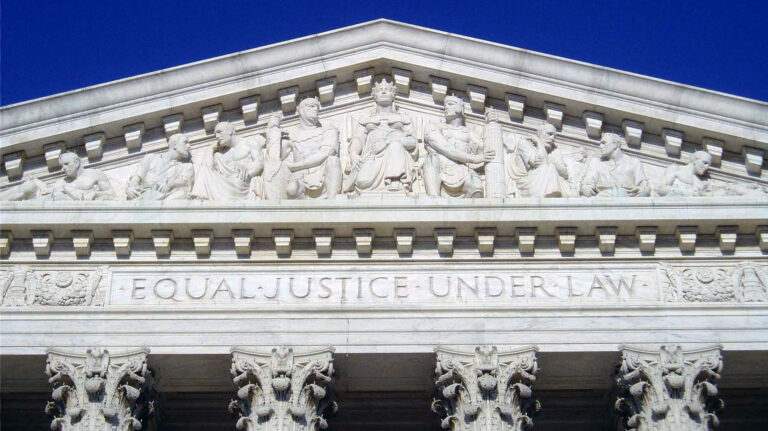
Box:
537 123 557 149
267 113 282 128
372 79 396 106
691 150 712 176
214 122 236 148
443 95 465 121
58 152 82 179
167 133 191 160
599 132 624 160
298 97 321 125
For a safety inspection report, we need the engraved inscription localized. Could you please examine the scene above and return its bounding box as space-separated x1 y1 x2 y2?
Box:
110 267 658 305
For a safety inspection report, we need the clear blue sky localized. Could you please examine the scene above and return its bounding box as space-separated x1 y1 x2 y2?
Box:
2 0 767 106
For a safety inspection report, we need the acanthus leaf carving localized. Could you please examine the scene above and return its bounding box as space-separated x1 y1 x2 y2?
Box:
229 346 336 431
45 347 156 431
616 345 723 431
433 345 539 431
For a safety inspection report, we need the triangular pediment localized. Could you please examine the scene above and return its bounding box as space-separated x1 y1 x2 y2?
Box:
1 19 766 198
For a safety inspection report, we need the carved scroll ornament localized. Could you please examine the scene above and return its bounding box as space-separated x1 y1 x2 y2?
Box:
229 347 336 431
45 347 155 431
616 345 723 431
432 345 539 431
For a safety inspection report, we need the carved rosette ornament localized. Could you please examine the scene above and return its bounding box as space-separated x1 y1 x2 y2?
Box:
615 345 724 431
45 347 155 431
229 347 337 430
432 345 539 430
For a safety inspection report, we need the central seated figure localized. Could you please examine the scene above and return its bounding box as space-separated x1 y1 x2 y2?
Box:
345 79 419 195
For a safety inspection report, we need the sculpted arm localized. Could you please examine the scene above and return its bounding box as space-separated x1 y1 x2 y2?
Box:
401 120 418 151
426 128 486 165
347 123 367 169
246 139 265 178
580 159 599 196
287 128 339 173
126 157 151 198
627 161 650 197
93 172 117 200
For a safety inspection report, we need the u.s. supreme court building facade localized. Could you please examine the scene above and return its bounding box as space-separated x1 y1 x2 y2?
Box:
1 20 767 430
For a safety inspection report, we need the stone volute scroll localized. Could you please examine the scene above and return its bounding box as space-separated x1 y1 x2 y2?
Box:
432 345 539 430
615 345 724 431
45 347 156 431
229 346 337 430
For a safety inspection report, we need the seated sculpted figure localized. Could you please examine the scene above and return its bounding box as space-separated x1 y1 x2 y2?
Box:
49 152 117 200
126 133 194 200
580 132 650 197
282 97 342 199
344 79 418 195
191 121 264 201
655 150 713 197
1 152 116 201
424 95 494 198
505 123 572 197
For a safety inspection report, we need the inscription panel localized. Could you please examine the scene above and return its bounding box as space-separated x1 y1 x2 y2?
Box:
109 264 660 306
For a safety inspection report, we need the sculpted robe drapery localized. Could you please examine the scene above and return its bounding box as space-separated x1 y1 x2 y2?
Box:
191 147 254 201
347 112 418 192
424 122 484 197
129 154 194 200
582 155 648 197
505 136 572 198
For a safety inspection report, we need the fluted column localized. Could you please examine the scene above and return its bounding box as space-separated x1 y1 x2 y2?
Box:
45 347 156 430
615 345 724 431
229 347 336 430
432 345 539 430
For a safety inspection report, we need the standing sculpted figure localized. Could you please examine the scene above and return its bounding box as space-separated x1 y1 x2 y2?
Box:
191 121 264 201
126 133 194 200
580 132 650 197
344 79 419 195
281 97 342 199
505 123 572 197
424 95 494 198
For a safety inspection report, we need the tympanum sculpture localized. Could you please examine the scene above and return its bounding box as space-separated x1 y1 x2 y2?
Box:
424 95 494 198
344 79 419 195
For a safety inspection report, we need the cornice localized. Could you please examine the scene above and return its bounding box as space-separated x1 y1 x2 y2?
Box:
2 19 766 159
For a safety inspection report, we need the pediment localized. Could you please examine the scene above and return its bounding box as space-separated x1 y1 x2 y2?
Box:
1 19 766 200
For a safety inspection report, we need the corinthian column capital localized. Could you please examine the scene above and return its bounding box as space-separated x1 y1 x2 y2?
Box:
616 344 724 431
432 345 539 430
45 347 156 430
229 346 336 430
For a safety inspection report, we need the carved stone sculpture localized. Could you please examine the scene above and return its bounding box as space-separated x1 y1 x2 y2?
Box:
32 268 105 306
615 345 724 431
191 122 264 200
580 132 649 197
661 263 767 303
281 98 342 199
432 345 539 430
424 95 494 198
1 265 30 306
229 346 336 430
126 133 194 200
505 123 572 197
655 151 714 197
344 79 419 195
50 152 118 200
261 114 292 200
45 347 156 430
